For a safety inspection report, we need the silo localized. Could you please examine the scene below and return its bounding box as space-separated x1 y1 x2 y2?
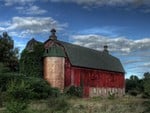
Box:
43 29 66 91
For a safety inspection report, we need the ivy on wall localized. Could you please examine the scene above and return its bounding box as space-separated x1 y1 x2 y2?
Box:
20 43 44 78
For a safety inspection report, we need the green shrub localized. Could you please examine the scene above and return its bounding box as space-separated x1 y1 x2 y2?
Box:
6 79 32 113
65 86 83 97
28 78 61 99
7 80 32 100
28 78 51 99
6 100 28 113
49 87 61 97
0 73 27 91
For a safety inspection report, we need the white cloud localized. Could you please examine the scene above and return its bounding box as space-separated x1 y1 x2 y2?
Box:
4 0 36 6
0 16 68 38
16 5 47 15
143 63 150 67
80 26 123 37
50 0 150 7
72 34 150 53
0 27 5 31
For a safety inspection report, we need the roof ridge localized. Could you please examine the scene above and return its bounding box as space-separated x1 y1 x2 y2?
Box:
59 40 103 54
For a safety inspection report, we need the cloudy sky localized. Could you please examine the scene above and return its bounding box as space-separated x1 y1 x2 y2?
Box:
0 0 150 78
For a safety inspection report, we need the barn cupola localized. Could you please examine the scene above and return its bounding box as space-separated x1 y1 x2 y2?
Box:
103 45 109 54
43 28 66 57
49 28 57 40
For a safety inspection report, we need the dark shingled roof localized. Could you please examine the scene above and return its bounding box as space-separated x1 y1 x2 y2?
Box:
25 38 41 51
59 41 125 73
44 39 125 73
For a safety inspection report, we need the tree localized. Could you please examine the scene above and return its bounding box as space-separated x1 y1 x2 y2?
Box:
143 72 150 79
125 75 143 96
143 72 150 97
0 32 19 72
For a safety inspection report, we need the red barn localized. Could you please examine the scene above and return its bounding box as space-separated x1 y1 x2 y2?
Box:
43 29 125 97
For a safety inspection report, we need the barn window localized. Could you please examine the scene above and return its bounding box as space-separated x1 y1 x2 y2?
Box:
46 49 48 53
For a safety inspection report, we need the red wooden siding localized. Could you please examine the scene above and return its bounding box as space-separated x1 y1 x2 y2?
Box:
64 59 71 87
64 59 125 97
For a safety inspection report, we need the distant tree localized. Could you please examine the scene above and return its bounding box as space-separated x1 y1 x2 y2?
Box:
125 75 143 96
143 72 150 97
0 32 19 72
143 72 150 79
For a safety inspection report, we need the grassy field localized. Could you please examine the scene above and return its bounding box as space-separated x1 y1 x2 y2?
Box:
0 96 149 113
23 96 150 113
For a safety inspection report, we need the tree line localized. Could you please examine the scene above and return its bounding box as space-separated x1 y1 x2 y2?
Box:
126 72 150 97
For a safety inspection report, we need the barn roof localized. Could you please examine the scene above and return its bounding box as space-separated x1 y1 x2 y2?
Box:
44 39 125 73
59 40 125 73
25 38 41 51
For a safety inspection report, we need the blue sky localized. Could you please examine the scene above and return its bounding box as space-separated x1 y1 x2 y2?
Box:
0 0 150 78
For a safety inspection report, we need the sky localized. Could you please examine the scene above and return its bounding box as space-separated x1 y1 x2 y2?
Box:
0 0 150 78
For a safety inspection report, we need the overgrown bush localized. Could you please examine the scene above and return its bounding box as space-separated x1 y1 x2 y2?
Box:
6 80 32 113
65 86 83 97
6 100 28 113
28 78 60 99
0 73 25 91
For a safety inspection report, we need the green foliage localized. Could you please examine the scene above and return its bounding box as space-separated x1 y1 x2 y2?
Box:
48 96 69 113
0 71 61 100
125 72 150 98
19 43 44 77
143 72 150 79
0 32 19 72
28 78 60 99
6 80 32 113
125 75 143 96
143 72 150 98
5 77 61 113
7 80 32 100
0 73 21 91
65 86 83 97
6 100 28 113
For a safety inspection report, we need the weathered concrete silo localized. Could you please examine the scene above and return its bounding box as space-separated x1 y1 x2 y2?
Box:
43 29 66 91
